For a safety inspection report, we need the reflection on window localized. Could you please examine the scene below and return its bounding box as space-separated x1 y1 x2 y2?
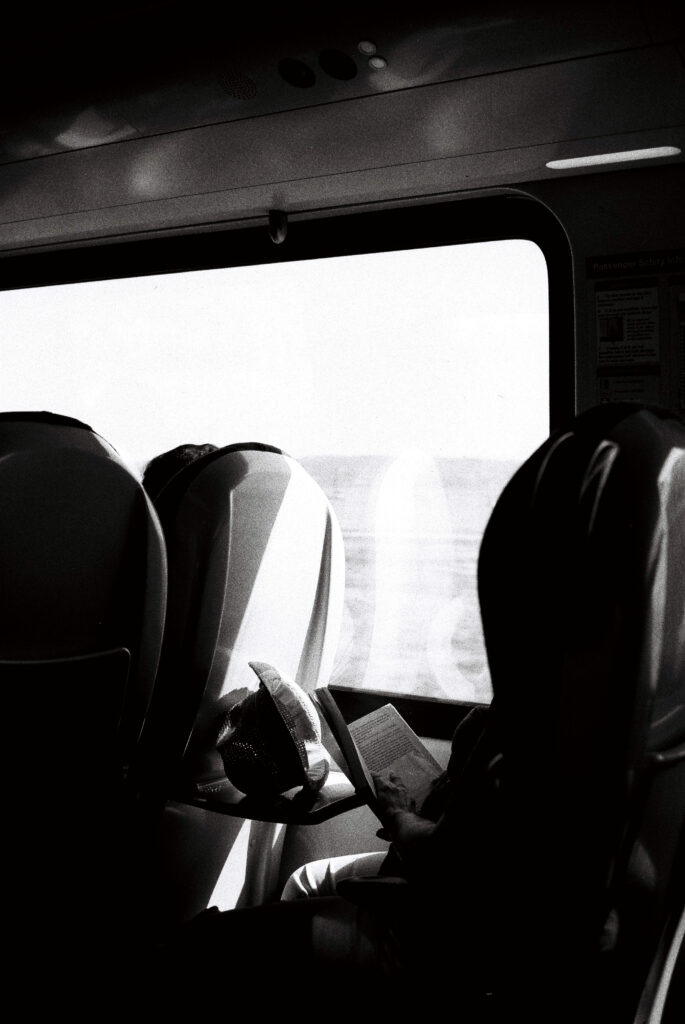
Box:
304 450 520 703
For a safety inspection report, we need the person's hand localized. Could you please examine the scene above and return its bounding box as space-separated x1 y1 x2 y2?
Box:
372 771 416 820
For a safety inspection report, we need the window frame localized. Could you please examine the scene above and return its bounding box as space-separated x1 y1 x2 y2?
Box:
0 193 574 729
0 194 573 427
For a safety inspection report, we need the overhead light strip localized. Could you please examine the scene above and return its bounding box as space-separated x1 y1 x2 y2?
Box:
546 146 681 170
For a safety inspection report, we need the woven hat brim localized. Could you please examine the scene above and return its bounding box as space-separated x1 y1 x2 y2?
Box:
250 661 330 793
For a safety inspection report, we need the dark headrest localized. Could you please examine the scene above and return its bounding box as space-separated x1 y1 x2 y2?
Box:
0 449 154 657
0 409 121 461
479 402 685 721
0 446 167 762
0 410 93 429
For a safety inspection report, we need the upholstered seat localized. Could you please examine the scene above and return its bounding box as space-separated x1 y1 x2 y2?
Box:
477 402 685 1019
335 403 684 1020
138 443 345 796
0 411 167 986
135 443 346 920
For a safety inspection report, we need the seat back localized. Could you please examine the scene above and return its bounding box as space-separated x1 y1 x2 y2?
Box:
135 444 344 924
0 414 167 769
477 403 685 1018
0 412 167 979
138 442 344 795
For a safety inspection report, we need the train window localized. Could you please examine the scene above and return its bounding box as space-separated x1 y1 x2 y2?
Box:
1 236 548 703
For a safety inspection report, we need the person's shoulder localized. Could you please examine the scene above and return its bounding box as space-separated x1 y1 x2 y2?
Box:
451 704 491 744
447 704 495 776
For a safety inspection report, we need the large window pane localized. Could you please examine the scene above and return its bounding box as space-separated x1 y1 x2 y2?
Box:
1 238 548 702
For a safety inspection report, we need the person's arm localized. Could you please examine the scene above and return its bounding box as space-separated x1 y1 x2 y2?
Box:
372 771 439 875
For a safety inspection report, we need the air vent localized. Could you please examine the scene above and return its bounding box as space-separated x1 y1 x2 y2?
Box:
278 58 316 88
319 49 357 81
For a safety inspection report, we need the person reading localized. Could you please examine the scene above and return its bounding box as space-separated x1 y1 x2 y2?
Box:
281 701 501 904
149 687 504 1014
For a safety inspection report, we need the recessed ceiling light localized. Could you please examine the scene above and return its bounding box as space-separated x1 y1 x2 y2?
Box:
358 40 377 56
546 146 680 169
368 56 388 71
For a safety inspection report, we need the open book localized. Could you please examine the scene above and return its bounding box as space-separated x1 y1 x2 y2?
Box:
315 686 444 813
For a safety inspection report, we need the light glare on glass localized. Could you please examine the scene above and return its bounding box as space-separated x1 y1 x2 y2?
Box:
546 146 680 169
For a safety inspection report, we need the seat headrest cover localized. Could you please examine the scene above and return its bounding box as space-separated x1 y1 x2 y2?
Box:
0 448 163 659
142 442 219 503
0 411 93 430
216 662 330 798
147 440 287 508
0 410 123 463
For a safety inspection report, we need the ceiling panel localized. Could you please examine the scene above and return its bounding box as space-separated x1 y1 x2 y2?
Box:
0 1 655 162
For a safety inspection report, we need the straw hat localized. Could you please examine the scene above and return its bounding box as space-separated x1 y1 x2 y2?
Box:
216 662 330 797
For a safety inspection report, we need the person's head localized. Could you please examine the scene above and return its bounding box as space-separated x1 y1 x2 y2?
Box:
141 443 218 502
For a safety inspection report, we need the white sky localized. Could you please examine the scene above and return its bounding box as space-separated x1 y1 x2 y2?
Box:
0 238 548 471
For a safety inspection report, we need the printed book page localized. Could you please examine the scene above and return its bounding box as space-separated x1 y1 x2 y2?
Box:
348 703 443 806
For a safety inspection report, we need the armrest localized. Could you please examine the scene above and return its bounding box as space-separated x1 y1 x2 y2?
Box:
337 875 412 913
173 768 363 824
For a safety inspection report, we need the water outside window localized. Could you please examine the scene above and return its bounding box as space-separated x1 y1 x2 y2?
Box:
1 238 549 703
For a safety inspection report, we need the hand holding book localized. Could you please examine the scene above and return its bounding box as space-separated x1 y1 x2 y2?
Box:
372 770 417 815
371 770 417 840
314 686 444 820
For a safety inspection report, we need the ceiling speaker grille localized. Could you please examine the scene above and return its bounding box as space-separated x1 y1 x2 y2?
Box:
216 68 258 100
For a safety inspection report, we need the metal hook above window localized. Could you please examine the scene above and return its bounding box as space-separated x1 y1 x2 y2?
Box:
268 210 288 245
